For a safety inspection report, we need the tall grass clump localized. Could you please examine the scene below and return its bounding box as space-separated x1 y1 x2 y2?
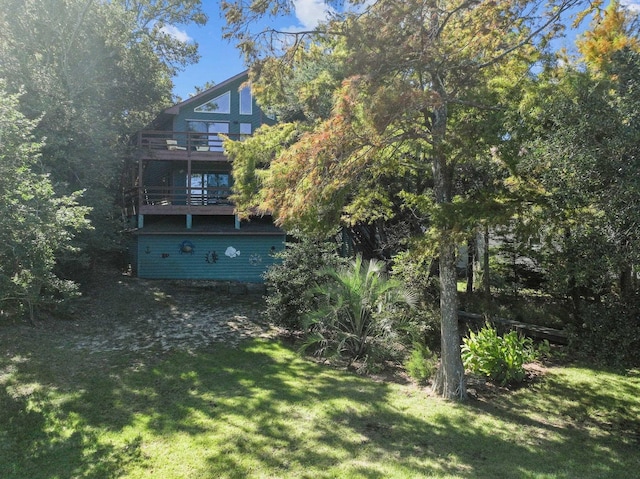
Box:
404 342 438 384
302 255 415 368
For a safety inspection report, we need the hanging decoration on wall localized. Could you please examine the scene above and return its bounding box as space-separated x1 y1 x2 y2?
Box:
249 253 262 266
145 246 151 254
180 240 195 254
225 246 241 258
205 251 218 264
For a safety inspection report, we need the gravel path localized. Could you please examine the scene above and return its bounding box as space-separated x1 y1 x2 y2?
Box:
69 295 278 353
26 273 281 355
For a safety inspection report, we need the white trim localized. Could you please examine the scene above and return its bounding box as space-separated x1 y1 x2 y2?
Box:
194 91 231 114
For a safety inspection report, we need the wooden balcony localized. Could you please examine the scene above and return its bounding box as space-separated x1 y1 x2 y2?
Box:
136 130 245 162
137 186 235 216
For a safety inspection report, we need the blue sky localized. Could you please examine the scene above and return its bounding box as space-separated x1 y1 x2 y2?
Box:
170 0 332 100
169 0 640 100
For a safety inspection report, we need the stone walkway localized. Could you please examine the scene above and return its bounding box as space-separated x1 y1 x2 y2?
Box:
62 278 280 354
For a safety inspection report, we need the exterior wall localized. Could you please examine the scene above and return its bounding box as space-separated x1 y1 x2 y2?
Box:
131 71 283 282
172 74 272 137
136 234 285 282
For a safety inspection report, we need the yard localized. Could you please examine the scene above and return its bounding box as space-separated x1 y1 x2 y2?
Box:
1 267 638 478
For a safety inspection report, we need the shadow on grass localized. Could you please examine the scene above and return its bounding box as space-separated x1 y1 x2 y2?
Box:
0 385 143 479
477 365 640 439
2 331 639 478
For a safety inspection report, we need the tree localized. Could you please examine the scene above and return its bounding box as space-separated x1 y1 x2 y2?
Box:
512 2 640 311
223 0 580 399
0 83 91 322
576 0 640 72
0 0 205 261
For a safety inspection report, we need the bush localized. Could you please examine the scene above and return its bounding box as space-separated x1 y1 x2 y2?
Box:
461 323 538 385
569 295 640 368
390 251 441 351
302 255 415 365
404 342 438 384
263 235 347 330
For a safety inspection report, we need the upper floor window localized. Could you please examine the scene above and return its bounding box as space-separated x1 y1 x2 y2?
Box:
239 86 252 115
240 122 252 140
195 91 230 114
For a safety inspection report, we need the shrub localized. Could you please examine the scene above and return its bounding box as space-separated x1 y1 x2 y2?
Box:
390 251 441 351
404 342 438 384
263 235 347 330
569 295 640 368
461 323 538 385
302 255 415 365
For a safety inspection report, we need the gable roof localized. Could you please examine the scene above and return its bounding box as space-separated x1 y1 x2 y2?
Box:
164 70 249 116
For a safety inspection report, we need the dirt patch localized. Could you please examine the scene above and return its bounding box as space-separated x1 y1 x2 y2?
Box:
4 266 279 356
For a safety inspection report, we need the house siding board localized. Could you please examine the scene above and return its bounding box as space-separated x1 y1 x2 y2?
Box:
143 161 172 190
136 234 284 282
174 76 246 135
172 74 273 135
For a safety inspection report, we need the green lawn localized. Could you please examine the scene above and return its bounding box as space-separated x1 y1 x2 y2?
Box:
1 330 639 478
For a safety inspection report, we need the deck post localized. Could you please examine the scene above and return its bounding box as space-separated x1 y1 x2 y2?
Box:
186 214 193 229
137 214 144 229
235 214 241 230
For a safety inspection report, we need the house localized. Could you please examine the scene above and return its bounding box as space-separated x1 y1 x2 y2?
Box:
123 71 285 282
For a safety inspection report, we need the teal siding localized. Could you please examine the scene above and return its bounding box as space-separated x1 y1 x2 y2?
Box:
137 234 285 282
173 74 274 135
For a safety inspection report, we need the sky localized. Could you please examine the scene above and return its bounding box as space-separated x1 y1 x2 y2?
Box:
169 0 640 101
170 1 332 100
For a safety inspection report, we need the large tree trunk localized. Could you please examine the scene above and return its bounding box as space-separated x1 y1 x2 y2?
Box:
432 240 467 400
430 100 467 400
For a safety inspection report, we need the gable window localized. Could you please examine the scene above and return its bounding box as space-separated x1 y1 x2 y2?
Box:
239 86 252 115
194 91 230 114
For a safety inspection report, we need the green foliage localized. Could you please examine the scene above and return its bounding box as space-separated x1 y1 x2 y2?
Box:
461 323 538 385
0 0 204 262
263 234 347 330
569 295 640 368
222 0 581 399
390 251 441 351
302 255 415 366
513 49 640 309
404 343 438 384
226 122 303 219
0 84 91 321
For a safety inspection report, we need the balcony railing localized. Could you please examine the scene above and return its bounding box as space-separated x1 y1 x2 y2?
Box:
137 130 245 154
142 186 232 206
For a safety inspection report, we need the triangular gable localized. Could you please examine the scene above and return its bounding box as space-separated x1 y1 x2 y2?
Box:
163 70 249 116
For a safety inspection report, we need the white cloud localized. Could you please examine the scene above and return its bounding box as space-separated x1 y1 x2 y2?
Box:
621 0 640 12
160 24 192 43
293 0 335 29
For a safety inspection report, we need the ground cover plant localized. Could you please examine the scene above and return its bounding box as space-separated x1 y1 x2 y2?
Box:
1 271 639 478
462 324 540 386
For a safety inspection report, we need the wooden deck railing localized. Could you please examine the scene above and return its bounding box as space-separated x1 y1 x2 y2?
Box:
137 130 245 153
141 185 232 206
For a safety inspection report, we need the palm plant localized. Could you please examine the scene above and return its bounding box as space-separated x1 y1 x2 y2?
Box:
302 255 415 363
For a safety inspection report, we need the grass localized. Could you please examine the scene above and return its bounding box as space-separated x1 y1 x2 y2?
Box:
1 323 639 479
